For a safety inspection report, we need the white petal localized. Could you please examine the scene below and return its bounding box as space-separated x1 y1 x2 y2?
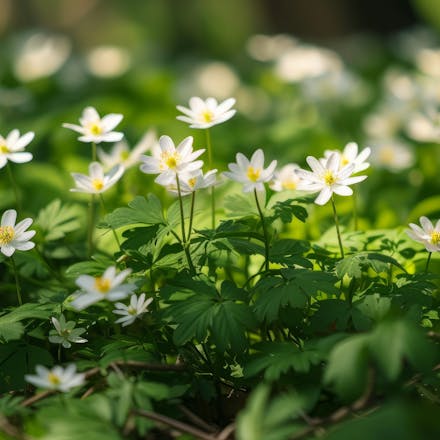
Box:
216 97 236 113
81 106 100 123
332 185 353 196
6 152 33 163
14 218 33 234
1 209 17 227
101 114 123 131
63 123 86 134
420 216 433 233
314 187 332 205
13 132 35 150
13 241 35 251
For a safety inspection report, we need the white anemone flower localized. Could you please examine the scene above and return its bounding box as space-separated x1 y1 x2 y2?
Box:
139 135 205 186
0 209 36 257
165 169 218 196
113 293 153 327
296 153 367 206
49 314 88 348
63 106 123 144
269 164 302 191
25 364 85 392
323 142 371 173
176 97 236 129
71 266 135 311
369 139 415 172
407 216 440 252
0 129 34 169
223 149 277 193
97 129 158 170
70 162 124 194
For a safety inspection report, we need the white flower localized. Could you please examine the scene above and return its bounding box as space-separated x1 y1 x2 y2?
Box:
139 135 204 186
113 293 153 327
70 266 135 311
176 97 236 129
49 314 88 348
97 129 158 170
369 139 415 172
70 162 124 194
0 209 36 257
269 164 302 191
323 142 371 173
25 364 85 392
165 169 218 196
223 149 277 193
407 216 440 252
296 153 367 206
63 106 123 144
0 129 34 169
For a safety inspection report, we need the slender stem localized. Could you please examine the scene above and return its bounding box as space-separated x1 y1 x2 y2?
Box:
205 129 216 228
91 142 97 162
187 191 196 241
6 163 21 211
176 174 195 274
425 252 432 273
57 344 62 363
87 195 96 257
352 187 358 231
254 189 270 271
331 195 345 259
98 194 121 249
11 256 23 305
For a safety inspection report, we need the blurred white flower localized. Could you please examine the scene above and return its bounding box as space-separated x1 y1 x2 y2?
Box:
274 45 342 83
177 97 236 129
323 142 371 173
0 129 34 168
49 314 88 348
25 364 85 392
223 149 277 193
269 164 302 192
407 216 440 252
165 169 218 196
86 45 131 78
97 130 158 170
0 209 35 257
406 108 440 143
71 266 135 311
246 34 297 62
140 135 204 186
194 62 240 99
113 293 153 327
369 139 415 172
63 106 123 144
70 162 124 194
14 33 71 82
296 153 367 206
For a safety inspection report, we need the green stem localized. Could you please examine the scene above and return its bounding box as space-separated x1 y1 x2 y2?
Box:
176 174 195 274
99 194 121 249
57 344 62 363
88 195 96 257
425 252 432 273
254 189 270 271
6 163 21 211
353 187 358 231
11 256 23 306
91 142 97 162
205 129 216 229
187 191 196 241
331 195 345 259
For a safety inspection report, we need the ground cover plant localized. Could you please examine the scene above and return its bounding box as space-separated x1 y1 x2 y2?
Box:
1 25 440 440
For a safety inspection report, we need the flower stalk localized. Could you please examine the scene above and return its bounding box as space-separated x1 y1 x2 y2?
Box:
331 195 345 259
254 189 270 271
205 128 216 228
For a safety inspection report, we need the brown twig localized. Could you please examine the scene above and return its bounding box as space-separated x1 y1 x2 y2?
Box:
133 408 216 440
178 404 218 433
0 415 30 439
215 422 235 440
20 390 53 407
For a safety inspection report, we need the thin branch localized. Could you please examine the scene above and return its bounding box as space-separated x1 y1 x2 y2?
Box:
21 390 53 407
215 423 235 440
178 404 218 433
133 408 216 440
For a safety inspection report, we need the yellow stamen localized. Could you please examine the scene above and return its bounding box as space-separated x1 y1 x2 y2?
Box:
127 306 137 315
92 179 104 191
48 372 61 385
0 226 14 245
120 150 130 161
0 144 9 154
431 231 440 245
188 177 197 188
94 277 111 293
201 110 214 123
162 152 179 170
247 166 261 182
283 181 297 190
323 170 336 186
88 123 102 135
379 147 394 165
340 156 350 166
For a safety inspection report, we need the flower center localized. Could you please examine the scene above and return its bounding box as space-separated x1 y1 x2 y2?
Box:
201 110 214 123
94 277 111 294
89 123 102 136
340 155 350 167
188 177 197 188
431 231 440 245
120 150 130 161
127 306 137 315
379 147 395 164
48 372 61 385
283 180 297 190
0 144 9 154
323 170 336 186
247 166 261 182
0 226 15 245
161 152 180 170
92 178 104 191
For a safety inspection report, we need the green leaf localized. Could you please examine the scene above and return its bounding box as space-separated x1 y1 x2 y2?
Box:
271 199 309 223
36 199 82 241
224 193 258 218
254 269 338 323
269 239 312 268
101 195 165 229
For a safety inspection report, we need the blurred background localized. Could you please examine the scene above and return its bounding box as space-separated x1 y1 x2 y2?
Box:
2 0 440 232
